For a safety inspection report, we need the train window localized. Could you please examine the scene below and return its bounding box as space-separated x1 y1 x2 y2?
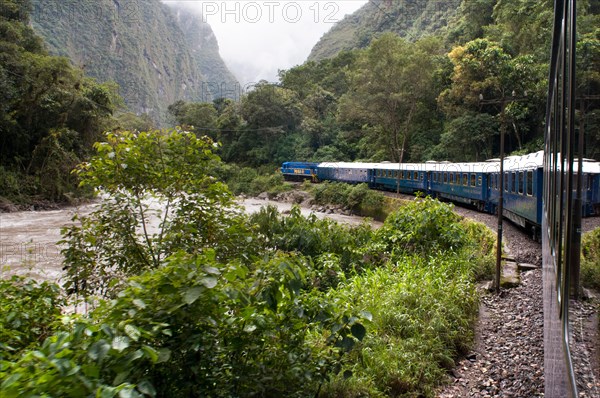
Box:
433 173 437 182
477 175 482 186
394 170 399 178
471 174 476 186
518 172 524 194
413 171 418 180
511 172 517 193
449 173 454 184
504 173 508 192
527 171 533 196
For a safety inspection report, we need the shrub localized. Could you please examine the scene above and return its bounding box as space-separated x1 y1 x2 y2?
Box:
1 252 370 398
249 205 374 278
60 129 254 298
377 196 466 257
310 182 386 218
0 277 65 362
581 228 600 289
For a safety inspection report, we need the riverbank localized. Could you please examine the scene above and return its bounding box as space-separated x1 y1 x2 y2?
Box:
0 194 383 284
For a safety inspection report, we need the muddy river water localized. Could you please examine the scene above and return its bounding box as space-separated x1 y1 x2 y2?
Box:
0 199 377 285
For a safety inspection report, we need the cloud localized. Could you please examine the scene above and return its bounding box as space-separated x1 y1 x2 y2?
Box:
163 1 368 85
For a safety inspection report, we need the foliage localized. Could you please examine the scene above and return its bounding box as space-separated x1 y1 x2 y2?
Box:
0 277 65 362
377 197 466 257
29 0 238 124
0 1 118 204
1 252 370 398
434 113 499 161
2 188 498 398
249 205 374 279
581 228 600 290
60 129 253 297
321 257 478 397
310 182 386 216
338 34 442 163
213 162 293 197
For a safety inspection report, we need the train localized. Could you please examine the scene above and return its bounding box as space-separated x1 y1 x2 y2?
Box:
281 151 600 235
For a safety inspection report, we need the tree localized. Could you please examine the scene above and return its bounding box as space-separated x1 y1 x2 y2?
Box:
0 1 117 202
434 113 499 161
167 100 218 139
338 34 440 162
232 82 302 165
438 39 541 153
61 129 252 297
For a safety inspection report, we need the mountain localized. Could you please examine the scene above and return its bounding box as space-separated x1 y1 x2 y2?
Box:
166 3 240 102
29 0 238 123
308 0 462 62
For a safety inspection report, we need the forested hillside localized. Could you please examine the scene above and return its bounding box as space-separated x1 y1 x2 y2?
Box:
170 0 599 166
0 0 118 206
29 0 238 123
308 0 462 62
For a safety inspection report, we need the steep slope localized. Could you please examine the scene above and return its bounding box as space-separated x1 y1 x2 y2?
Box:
308 0 461 61
166 3 240 102
29 0 238 123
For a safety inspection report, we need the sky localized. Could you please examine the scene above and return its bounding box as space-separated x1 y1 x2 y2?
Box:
164 1 369 85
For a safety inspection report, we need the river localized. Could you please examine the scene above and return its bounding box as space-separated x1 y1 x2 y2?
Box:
0 198 379 285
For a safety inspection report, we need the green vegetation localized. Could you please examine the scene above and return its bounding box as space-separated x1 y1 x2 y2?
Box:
307 0 462 62
308 181 387 219
0 277 65 362
167 1 599 167
0 0 118 205
581 228 600 290
60 129 250 298
29 0 238 124
0 131 496 397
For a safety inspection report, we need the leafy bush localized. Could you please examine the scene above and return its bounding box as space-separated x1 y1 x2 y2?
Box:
377 196 466 257
213 162 292 197
249 205 374 279
581 228 600 289
310 181 386 217
1 252 370 398
460 219 496 281
60 129 255 297
0 277 65 362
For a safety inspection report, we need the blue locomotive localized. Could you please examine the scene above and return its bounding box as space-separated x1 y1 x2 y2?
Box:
281 151 600 229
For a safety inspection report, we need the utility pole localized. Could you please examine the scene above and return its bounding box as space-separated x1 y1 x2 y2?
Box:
479 90 528 293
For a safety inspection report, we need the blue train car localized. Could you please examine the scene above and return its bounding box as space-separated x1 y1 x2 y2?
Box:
371 163 428 193
428 161 496 212
488 152 544 232
581 159 600 216
317 162 373 184
281 161 319 181
280 150 599 231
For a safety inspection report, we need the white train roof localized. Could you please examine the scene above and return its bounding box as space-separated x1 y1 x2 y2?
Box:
316 151 599 174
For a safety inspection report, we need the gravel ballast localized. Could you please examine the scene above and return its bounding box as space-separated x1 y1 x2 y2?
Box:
437 204 600 397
